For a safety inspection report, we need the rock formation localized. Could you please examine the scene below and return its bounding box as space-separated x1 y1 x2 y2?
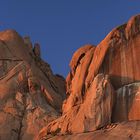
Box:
36 15 140 140
0 30 66 140
41 121 140 140
0 14 140 140
38 74 114 139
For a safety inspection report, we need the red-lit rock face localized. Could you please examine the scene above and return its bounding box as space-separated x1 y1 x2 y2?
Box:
0 15 140 140
0 30 66 140
86 15 140 90
38 74 114 140
37 15 140 140
98 25 140 89
41 121 140 140
65 45 95 113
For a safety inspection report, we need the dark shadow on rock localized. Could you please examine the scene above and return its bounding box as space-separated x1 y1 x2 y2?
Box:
110 75 140 123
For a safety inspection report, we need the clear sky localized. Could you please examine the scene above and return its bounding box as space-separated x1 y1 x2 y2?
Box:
0 0 140 77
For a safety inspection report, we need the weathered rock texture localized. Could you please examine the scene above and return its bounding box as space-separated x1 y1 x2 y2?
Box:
0 30 66 140
43 121 140 140
1 14 140 140
38 74 114 140
37 15 140 140
112 82 140 122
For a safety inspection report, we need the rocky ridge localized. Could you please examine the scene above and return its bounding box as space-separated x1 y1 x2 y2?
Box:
0 14 140 140
0 30 65 140
37 15 140 140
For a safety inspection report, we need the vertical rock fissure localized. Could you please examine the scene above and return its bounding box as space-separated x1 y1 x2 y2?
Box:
84 51 94 92
16 77 29 140
74 53 85 72
17 108 25 140
17 93 27 140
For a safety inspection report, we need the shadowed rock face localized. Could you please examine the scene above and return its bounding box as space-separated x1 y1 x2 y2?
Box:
0 30 66 140
36 15 140 140
112 82 140 122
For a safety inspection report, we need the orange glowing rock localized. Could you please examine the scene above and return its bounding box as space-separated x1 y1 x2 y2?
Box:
0 30 65 140
36 15 140 140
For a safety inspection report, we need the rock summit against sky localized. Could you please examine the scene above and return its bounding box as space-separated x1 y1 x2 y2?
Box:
0 15 140 140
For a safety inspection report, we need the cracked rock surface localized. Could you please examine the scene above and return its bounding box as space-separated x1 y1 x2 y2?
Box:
1 14 140 140
44 121 140 140
0 30 66 140
37 15 140 140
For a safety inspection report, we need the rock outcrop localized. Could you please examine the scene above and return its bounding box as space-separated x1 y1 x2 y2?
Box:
0 30 66 140
112 82 140 122
38 74 114 140
43 121 140 140
1 14 140 140
37 15 140 140
82 15 140 90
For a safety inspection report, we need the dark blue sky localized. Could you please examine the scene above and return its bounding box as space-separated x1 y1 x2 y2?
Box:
0 0 140 77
